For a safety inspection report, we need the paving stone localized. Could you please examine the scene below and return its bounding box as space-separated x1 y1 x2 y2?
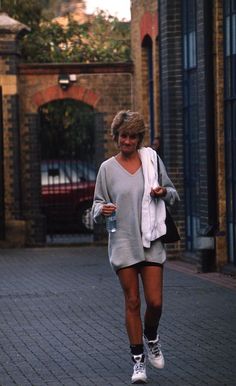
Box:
0 246 235 386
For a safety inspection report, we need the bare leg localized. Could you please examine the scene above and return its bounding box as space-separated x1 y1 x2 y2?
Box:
140 265 163 338
117 267 143 344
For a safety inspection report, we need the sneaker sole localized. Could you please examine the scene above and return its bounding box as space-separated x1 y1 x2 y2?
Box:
132 380 147 384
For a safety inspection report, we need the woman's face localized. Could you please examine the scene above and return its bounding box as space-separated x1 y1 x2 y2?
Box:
117 130 140 155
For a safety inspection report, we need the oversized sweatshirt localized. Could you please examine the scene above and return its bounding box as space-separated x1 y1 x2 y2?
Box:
92 148 179 272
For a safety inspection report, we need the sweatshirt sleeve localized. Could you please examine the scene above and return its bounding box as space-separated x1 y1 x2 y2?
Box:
92 163 111 223
157 155 180 206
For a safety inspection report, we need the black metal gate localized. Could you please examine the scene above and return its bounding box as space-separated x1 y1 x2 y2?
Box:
0 86 5 240
39 99 104 242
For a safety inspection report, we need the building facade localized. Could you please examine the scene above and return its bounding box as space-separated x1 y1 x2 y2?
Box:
1 2 236 272
0 13 133 247
131 0 236 271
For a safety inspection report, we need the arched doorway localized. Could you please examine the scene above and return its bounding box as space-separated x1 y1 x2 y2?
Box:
142 35 155 143
39 99 96 241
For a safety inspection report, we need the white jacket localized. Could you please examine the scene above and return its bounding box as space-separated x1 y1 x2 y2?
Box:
139 147 166 248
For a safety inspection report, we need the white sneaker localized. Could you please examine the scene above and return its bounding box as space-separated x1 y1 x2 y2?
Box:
131 354 147 384
143 334 165 369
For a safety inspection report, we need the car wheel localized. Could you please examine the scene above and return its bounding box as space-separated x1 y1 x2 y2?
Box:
82 207 94 231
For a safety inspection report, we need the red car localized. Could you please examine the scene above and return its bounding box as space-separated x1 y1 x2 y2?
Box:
41 160 96 234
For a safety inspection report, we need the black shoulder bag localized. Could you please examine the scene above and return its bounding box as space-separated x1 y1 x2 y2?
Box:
157 156 180 243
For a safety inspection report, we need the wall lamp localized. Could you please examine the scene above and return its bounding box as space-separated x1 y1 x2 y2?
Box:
58 74 70 90
58 74 77 90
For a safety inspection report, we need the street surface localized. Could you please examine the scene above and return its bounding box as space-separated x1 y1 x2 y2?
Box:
0 246 235 385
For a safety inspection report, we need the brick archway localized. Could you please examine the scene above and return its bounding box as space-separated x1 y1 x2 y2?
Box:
32 85 101 109
0 60 133 247
140 12 158 42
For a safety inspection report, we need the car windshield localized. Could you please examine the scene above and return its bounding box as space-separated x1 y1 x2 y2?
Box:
41 160 96 186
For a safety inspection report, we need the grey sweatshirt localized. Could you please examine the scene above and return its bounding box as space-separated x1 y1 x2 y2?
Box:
92 152 179 272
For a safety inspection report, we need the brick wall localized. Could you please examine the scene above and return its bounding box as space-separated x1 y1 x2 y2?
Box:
196 0 219 236
0 31 133 247
213 0 227 267
18 64 133 159
131 0 230 269
197 0 210 230
131 0 160 143
17 63 133 245
0 8 231 267
0 17 28 247
131 0 184 258
0 14 134 247
158 0 185 257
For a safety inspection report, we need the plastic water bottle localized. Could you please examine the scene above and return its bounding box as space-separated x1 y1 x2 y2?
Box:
106 210 117 233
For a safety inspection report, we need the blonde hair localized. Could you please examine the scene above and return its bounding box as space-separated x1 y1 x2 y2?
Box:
111 111 146 143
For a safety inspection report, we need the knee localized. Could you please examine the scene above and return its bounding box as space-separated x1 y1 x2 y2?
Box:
125 295 141 314
147 300 162 315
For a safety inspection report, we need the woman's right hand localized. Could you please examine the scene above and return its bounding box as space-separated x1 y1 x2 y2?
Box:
101 203 117 217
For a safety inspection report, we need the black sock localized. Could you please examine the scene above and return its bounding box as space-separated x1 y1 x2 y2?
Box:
130 344 144 356
144 325 158 341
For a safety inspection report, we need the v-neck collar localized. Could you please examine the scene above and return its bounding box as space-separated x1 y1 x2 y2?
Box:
113 156 142 176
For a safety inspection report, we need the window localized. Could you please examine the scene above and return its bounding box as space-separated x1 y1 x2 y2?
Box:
142 35 154 142
183 0 197 70
224 0 236 264
182 0 199 251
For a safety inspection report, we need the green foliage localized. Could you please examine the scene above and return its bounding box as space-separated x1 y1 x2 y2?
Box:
0 0 48 28
1 1 131 63
85 10 131 62
40 99 95 159
21 17 92 63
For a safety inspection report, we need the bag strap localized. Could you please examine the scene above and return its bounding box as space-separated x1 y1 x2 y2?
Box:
156 155 162 186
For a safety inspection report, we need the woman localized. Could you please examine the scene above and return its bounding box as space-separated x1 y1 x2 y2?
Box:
92 111 179 384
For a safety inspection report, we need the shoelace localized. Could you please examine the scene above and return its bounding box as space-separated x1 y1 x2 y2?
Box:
134 362 145 374
149 341 161 356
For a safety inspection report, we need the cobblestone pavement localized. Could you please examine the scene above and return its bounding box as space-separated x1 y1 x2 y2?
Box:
0 246 235 386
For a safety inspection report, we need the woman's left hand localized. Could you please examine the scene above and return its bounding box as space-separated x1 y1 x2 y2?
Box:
150 186 167 198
